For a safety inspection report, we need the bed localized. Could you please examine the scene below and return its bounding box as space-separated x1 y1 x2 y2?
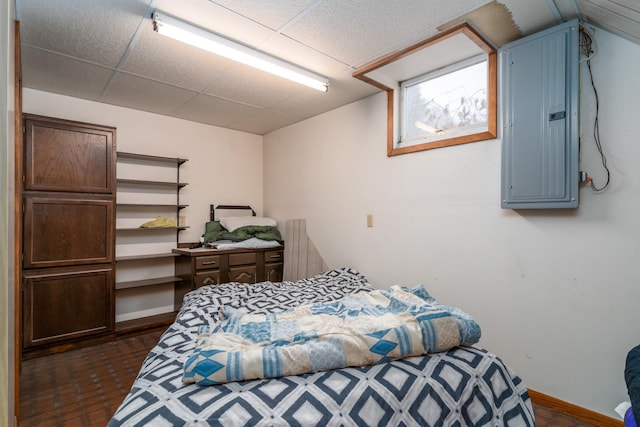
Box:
108 268 535 426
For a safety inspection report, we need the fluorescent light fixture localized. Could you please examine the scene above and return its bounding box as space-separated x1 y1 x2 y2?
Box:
152 11 329 92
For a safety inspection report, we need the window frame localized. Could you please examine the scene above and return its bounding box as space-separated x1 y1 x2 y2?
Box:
353 23 497 156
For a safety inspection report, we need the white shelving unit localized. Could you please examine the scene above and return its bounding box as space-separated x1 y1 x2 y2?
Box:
115 152 188 332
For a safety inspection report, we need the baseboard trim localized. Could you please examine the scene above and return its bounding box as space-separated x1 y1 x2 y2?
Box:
529 389 623 426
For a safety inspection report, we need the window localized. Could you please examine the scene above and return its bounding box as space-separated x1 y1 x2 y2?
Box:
401 55 488 146
353 24 497 156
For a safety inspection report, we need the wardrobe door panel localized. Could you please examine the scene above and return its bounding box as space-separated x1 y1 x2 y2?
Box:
23 194 114 268
23 265 114 348
24 115 115 193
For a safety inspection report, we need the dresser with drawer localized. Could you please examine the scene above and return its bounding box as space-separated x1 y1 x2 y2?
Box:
173 246 284 309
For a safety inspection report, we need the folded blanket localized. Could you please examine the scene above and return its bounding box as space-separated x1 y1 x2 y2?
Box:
214 238 281 250
139 216 176 228
202 221 282 243
183 285 481 385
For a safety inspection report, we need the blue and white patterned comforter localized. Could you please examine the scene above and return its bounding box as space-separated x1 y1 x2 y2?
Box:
184 285 482 385
109 268 535 426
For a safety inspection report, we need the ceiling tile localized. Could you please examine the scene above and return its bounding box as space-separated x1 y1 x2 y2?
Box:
269 78 379 118
152 0 275 48
226 110 304 135
208 0 318 31
19 0 150 67
256 32 353 79
21 46 114 100
204 66 306 108
100 73 200 116
121 21 238 92
281 0 492 66
172 93 278 129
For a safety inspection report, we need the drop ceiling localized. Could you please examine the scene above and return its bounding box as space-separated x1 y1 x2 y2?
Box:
15 0 640 135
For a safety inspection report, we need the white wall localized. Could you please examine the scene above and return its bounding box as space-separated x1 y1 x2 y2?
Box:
264 27 640 418
23 89 264 240
23 89 264 321
1 0 15 424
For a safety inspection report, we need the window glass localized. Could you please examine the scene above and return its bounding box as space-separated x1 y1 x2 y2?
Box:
401 56 488 146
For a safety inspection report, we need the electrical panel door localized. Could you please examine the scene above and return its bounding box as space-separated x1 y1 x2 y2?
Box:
500 20 579 209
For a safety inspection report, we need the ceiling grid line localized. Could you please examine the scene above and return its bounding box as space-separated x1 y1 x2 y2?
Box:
98 0 160 100
17 0 640 135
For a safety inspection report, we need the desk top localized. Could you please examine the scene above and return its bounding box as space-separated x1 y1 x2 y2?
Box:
172 244 283 257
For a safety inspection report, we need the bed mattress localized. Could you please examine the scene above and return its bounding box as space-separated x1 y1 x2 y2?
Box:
108 268 534 426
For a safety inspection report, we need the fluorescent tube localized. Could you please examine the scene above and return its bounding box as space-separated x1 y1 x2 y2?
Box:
152 12 329 92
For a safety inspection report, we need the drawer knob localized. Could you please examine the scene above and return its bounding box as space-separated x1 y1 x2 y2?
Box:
202 261 218 266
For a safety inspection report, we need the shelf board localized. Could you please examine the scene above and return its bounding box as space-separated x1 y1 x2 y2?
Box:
117 151 188 165
117 203 189 209
116 276 183 290
115 311 177 334
116 226 189 231
116 252 180 262
117 178 188 188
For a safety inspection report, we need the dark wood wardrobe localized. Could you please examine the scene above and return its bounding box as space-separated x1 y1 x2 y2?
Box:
21 114 116 355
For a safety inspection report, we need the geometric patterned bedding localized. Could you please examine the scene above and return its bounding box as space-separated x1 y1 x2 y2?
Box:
108 268 535 426
184 285 483 385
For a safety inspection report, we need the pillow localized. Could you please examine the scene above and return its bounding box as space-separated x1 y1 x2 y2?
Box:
220 216 277 232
